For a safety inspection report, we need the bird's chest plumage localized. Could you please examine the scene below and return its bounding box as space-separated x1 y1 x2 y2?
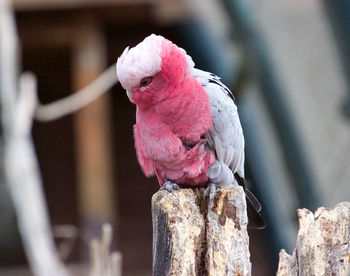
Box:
133 79 215 185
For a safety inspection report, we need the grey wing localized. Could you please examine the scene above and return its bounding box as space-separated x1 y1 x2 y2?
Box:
192 69 245 178
193 69 265 229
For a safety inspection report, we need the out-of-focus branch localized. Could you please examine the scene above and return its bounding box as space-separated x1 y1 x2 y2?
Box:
1 2 120 276
3 73 70 276
53 225 78 262
0 0 17 132
34 64 118 122
89 224 122 276
0 1 69 276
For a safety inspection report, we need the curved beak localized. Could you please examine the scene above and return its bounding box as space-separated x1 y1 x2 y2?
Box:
126 90 134 103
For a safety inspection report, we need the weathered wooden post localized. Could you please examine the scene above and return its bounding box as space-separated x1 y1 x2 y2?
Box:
152 186 251 276
152 189 205 275
277 202 350 275
206 189 251 275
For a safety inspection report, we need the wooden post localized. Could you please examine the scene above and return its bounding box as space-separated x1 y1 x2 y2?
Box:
72 19 116 228
152 186 251 275
277 202 350 275
206 188 251 275
152 189 206 275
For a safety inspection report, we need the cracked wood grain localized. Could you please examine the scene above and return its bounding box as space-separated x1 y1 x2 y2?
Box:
277 202 350 276
152 186 251 276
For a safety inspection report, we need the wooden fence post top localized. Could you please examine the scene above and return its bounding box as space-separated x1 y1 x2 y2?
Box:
277 202 350 276
206 187 250 276
152 187 251 276
152 189 205 276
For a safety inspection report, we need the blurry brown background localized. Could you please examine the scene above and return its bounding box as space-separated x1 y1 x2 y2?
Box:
1 0 350 275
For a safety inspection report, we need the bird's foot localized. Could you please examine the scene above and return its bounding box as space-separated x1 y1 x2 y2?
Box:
160 181 180 193
204 182 220 201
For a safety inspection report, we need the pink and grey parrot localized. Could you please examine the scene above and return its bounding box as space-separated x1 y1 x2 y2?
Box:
116 34 264 228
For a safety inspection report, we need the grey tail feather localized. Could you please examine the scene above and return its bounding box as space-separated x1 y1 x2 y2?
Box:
234 173 266 229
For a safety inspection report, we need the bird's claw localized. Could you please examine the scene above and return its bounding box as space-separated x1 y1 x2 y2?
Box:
160 181 180 193
204 182 220 201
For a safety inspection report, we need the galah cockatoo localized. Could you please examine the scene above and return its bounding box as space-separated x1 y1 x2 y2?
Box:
116 34 264 228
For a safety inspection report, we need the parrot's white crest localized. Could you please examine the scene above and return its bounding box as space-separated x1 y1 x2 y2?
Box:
116 34 195 92
116 34 163 92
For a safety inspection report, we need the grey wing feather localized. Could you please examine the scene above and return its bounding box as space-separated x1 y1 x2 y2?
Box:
192 69 265 229
192 68 245 178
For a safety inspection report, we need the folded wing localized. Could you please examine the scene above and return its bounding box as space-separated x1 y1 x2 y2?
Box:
192 68 265 229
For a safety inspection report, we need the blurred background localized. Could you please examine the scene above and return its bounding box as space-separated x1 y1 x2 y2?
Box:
1 0 350 275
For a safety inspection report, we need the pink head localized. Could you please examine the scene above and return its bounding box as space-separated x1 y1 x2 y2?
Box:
116 34 195 108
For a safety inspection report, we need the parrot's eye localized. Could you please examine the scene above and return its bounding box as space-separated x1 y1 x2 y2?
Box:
139 76 153 88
